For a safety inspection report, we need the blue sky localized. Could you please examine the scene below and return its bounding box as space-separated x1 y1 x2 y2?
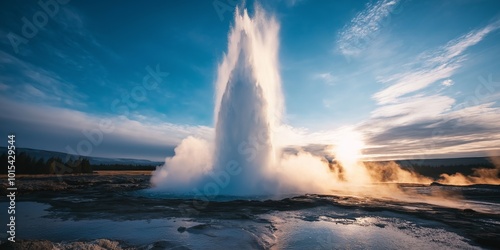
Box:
1 0 500 161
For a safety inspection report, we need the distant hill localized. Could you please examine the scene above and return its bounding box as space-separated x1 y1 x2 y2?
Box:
0 147 163 167
395 157 498 168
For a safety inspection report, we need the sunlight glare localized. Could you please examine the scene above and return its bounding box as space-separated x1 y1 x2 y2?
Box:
333 129 371 184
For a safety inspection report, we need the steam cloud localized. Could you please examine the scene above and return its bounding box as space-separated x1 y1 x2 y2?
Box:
438 161 500 185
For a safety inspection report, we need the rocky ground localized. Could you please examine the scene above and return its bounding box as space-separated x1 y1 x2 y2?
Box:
0 238 193 250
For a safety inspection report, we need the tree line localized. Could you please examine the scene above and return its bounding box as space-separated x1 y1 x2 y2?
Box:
1 152 158 175
1 152 92 175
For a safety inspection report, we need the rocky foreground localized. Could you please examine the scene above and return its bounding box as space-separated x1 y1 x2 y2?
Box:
1 238 192 250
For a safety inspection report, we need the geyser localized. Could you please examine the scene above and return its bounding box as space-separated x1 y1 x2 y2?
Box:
212 8 283 195
152 6 285 195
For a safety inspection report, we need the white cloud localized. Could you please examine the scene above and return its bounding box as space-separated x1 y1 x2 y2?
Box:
442 79 454 87
370 94 455 125
374 64 459 104
337 0 399 57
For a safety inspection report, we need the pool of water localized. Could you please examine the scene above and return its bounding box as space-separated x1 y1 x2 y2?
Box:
0 201 482 249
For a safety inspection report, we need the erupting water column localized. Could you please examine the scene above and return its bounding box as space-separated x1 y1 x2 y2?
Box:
212 7 283 195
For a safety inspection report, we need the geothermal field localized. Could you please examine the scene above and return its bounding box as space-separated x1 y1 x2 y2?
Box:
1 1 500 250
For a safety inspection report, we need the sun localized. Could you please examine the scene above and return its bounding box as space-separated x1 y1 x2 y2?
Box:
332 128 371 184
334 129 365 166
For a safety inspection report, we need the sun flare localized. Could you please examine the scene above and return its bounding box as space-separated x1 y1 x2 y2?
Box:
334 129 365 166
332 129 371 184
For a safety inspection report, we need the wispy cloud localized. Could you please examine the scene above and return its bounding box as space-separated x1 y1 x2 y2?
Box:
426 19 500 65
0 50 87 106
373 20 500 104
0 51 86 106
23 84 47 98
442 79 454 87
314 72 336 85
374 63 459 104
337 0 399 57
370 94 455 125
